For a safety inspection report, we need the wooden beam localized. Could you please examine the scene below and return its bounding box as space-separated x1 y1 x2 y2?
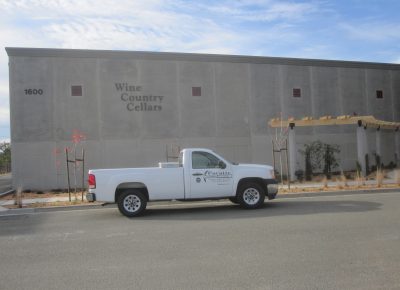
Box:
268 115 400 130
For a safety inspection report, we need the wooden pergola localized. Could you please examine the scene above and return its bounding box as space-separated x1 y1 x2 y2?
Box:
268 115 400 179
269 115 400 130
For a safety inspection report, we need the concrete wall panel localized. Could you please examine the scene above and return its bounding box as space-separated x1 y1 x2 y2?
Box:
10 57 54 142
381 131 395 165
366 69 392 119
280 65 313 135
12 142 57 190
178 62 216 137
311 67 340 134
250 64 281 135
101 139 140 168
339 68 367 116
392 71 400 121
280 65 312 119
250 135 274 165
214 137 251 163
98 58 142 140
214 62 250 138
179 137 216 150
139 60 180 139
311 67 340 117
53 140 104 190
53 58 100 141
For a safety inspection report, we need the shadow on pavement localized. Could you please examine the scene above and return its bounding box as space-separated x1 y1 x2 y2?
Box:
136 199 382 221
0 213 50 237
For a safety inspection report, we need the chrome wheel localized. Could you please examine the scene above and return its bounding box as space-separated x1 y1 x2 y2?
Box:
243 187 260 205
117 190 147 217
123 194 141 213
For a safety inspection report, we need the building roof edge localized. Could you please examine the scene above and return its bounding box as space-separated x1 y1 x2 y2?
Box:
5 47 400 70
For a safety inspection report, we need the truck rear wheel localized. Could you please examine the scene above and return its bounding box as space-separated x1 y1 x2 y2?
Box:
117 190 147 217
237 182 265 209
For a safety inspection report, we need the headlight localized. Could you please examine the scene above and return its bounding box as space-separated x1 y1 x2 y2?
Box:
269 169 275 179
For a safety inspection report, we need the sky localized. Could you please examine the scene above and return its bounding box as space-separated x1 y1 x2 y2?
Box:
0 0 399 142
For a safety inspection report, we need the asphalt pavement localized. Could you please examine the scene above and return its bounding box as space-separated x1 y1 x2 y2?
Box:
0 191 399 290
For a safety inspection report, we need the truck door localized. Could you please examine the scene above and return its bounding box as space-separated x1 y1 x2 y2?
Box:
189 151 234 199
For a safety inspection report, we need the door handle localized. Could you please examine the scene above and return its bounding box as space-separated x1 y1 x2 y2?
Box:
192 173 203 176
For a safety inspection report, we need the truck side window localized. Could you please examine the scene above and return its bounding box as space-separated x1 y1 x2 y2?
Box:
192 152 221 169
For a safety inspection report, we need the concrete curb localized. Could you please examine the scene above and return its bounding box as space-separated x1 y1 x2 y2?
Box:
0 206 9 212
0 203 109 216
277 187 400 199
0 189 15 198
0 187 399 217
1 208 35 216
34 203 111 213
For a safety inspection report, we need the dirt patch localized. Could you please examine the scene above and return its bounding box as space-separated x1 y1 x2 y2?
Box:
0 191 84 200
279 183 400 194
0 190 98 209
3 200 102 209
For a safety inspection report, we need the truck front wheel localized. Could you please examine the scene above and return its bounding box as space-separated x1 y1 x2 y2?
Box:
237 182 265 209
117 190 147 217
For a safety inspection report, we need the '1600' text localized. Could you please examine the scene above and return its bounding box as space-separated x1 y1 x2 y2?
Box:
24 89 43 95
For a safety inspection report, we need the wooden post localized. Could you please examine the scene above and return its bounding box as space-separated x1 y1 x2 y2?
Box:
66 148 71 202
285 139 290 189
288 123 296 181
81 148 85 201
272 140 276 175
73 144 77 200
357 123 368 176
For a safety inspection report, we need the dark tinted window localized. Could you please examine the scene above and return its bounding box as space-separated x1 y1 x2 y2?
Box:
71 85 83 96
192 151 221 169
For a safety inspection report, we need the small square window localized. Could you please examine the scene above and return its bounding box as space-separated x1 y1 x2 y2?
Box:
376 90 383 99
71 85 83 97
293 88 301 98
192 87 201 97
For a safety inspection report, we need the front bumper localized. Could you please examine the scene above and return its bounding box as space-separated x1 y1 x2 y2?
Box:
264 179 278 200
86 192 96 202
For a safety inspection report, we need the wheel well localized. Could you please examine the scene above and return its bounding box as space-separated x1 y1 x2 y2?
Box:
115 182 149 203
236 178 266 196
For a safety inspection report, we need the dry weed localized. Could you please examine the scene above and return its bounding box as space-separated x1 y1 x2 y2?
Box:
340 172 348 188
376 169 384 187
14 187 23 208
355 171 365 188
322 176 328 188
396 169 400 185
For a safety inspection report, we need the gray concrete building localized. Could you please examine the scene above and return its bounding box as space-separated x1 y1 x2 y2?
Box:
6 47 400 190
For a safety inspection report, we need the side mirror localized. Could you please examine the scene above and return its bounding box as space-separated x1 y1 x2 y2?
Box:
218 161 226 169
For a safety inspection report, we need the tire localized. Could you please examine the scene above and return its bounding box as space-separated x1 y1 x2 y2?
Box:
229 197 240 204
237 182 265 209
117 190 147 217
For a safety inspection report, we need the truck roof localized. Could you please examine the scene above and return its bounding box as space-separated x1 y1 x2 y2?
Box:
181 148 214 153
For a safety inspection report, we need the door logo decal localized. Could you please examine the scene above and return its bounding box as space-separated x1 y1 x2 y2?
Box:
203 170 233 184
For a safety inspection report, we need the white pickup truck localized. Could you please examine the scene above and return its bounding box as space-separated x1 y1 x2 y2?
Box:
87 148 278 217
